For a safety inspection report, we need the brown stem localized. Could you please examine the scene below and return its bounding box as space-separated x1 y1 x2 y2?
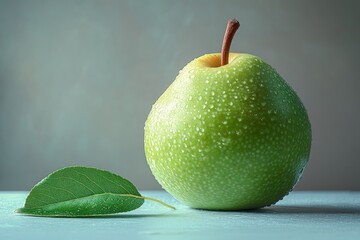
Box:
221 19 240 66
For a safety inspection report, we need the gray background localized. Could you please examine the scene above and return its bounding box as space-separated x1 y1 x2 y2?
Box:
0 0 359 191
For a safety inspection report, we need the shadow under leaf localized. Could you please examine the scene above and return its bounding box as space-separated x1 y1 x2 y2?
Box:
87 213 177 219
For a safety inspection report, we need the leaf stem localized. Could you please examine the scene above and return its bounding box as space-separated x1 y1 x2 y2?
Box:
121 194 176 210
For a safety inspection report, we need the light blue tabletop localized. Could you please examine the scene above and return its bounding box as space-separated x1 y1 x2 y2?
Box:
1 191 359 240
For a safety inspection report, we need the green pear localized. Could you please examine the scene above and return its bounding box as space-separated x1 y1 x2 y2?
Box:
144 19 311 210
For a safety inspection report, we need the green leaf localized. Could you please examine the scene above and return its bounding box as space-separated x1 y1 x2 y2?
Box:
16 166 173 217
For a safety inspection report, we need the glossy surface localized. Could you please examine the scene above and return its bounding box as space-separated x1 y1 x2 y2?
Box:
145 53 311 209
1 191 359 240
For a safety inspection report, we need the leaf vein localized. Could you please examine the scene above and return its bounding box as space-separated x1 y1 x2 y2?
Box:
22 193 142 210
29 195 52 205
43 183 78 198
100 174 132 194
49 176 97 194
71 168 106 193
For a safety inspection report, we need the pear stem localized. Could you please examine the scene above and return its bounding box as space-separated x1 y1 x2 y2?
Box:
221 19 240 66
